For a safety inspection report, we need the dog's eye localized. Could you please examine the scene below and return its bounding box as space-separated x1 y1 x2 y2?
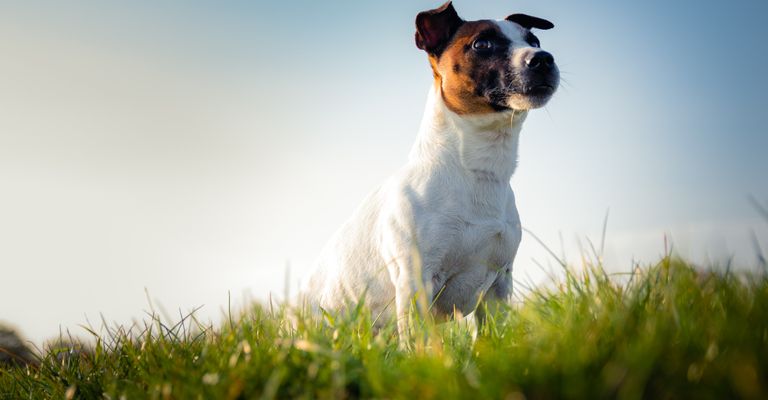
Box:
525 32 540 48
472 39 494 52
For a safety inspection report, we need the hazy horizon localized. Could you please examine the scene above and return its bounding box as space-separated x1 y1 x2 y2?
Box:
1 0 767 345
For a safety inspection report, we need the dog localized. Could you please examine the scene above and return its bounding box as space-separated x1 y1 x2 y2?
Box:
303 1 559 341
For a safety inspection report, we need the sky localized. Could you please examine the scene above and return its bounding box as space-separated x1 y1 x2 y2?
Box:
1 0 767 345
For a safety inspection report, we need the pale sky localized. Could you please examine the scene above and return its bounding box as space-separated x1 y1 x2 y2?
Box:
1 0 767 345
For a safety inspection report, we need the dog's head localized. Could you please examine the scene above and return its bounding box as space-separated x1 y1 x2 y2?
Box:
416 1 559 114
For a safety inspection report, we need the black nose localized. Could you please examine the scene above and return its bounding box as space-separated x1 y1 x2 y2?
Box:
526 51 555 70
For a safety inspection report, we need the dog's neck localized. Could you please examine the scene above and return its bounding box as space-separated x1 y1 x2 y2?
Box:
409 86 528 184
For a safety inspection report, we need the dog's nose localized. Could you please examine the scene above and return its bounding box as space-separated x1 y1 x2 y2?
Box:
525 51 555 70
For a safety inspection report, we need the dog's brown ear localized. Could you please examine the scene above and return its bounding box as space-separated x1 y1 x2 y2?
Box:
505 14 554 30
415 1 464 56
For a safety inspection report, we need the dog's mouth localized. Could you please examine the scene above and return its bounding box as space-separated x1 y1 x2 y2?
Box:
505 80 558 110
523 84 556 97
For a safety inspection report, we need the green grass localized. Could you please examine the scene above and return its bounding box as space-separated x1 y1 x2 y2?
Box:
2 256 767 399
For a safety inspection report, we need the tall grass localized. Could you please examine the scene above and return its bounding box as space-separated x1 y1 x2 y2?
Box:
1 255 767 399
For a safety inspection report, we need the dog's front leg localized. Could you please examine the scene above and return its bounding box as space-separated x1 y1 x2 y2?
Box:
391 253 432 347
381 189 443 347
474 268 513 334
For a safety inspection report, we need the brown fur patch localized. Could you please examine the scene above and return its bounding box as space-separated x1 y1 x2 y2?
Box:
429 21 513 115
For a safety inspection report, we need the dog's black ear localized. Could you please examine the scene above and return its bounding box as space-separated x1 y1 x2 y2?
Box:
415 1 464 56
505 14 554 30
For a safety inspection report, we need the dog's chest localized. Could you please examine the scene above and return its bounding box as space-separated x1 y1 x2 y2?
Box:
453 212 521 268
425 183 522 273
424 201 521 315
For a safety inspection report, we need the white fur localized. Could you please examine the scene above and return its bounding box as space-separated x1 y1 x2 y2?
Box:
496 19 529 47
303 19 545 340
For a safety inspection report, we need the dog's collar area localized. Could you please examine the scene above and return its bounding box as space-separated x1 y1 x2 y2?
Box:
444 105 528 133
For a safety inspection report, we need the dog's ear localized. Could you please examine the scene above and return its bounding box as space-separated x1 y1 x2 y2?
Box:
505 14 554 30
415 1 464 56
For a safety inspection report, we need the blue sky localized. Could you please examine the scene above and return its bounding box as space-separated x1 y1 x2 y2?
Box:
1 0 766 344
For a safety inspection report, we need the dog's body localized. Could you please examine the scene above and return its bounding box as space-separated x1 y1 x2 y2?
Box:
303 2 559 339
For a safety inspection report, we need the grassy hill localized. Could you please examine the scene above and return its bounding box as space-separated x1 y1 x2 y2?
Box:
1 256 767 399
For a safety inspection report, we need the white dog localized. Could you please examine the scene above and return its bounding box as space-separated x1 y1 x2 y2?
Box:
303 1 559 340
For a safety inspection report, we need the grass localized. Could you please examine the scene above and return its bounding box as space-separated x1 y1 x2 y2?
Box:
2 255 767 399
